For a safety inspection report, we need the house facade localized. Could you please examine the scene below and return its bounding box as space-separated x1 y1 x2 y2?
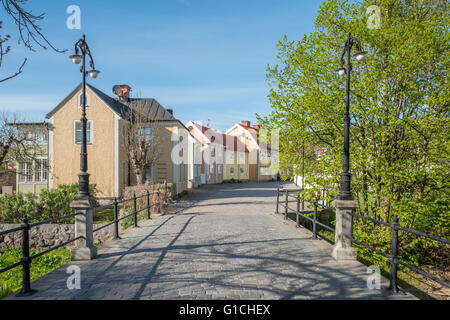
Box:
187 121 249 183
224 135 249 181
46 83 189 198
187 122 227 184
227 121 277 181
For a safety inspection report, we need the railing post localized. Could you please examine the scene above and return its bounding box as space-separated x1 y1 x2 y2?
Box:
133 193 138 227
16 214 35 296
146 191 151 219
389 215 400 294
284 190 288 220
157 191 161 214
313 201 318 239
296 195 300 228
113 197 120 239
275 187 280 214
331 199 357 261
70 198 97 261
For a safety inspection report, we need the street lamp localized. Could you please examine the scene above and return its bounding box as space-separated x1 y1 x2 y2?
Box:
69 35 100 200
336 32 366 201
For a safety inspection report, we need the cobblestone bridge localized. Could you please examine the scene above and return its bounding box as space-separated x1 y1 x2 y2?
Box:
8 182 415 300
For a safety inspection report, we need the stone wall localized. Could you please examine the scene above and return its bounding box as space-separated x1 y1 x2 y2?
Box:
0 222 115 252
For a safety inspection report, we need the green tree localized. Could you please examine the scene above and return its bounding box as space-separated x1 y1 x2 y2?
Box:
258 0 449 267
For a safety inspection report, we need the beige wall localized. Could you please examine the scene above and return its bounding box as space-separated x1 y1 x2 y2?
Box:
17 183 47 194
225 150 249 180
50 87 115 197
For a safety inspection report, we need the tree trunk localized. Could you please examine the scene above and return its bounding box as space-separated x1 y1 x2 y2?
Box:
135 167 146 185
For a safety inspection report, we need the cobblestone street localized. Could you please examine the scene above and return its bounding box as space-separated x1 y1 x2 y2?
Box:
7 182 415 300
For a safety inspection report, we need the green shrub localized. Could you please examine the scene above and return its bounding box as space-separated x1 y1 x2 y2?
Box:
0 184 98 223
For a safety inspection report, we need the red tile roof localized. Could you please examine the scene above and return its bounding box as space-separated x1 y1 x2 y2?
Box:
190 123 249 153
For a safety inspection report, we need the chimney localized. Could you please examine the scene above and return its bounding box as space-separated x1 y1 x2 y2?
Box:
241 120 251 127
252 124 260 130
167 108 173 115
112 85 131 101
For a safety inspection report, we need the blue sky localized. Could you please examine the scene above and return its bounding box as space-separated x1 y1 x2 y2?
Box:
0 0 322 132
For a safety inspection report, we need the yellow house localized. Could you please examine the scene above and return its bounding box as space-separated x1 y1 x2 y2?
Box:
187 121 249 182
224 135 249 181
46 83 188 198
226 121 277 181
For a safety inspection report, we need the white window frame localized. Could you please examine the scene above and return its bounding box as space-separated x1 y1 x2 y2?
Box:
74 120 93 145
18 158 48 184
229 166 235 175
139 126 152 142
34 158 48 183
239 166 245 175
18 161 32 183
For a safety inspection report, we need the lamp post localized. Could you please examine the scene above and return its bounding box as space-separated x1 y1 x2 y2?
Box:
336 32 366 201
69 35 100 200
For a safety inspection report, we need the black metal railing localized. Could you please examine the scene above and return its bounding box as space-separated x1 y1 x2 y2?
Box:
0 212 82 297
92 190 162 238
0 190 164 297
275 186 450 293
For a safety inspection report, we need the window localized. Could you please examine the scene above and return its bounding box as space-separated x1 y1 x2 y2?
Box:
122 125 126 145
78 93 90 107
260 167 272 176
139 127 152 142
210 164 215 174
146 166 154 182
122 162 127 185
229 166 235 175
35 129 48 145
18 161 32 183
34 159 48 182
239 166 245 175
74 121 93 145
24 128 47 145
18 159 47 183
211 147 215 157
239 153 245 164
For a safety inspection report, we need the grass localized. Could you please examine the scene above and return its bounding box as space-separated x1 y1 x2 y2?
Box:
120 207 150 231
0 246 70 299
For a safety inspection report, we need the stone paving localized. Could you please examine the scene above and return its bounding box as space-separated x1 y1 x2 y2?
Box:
7 182 416 300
